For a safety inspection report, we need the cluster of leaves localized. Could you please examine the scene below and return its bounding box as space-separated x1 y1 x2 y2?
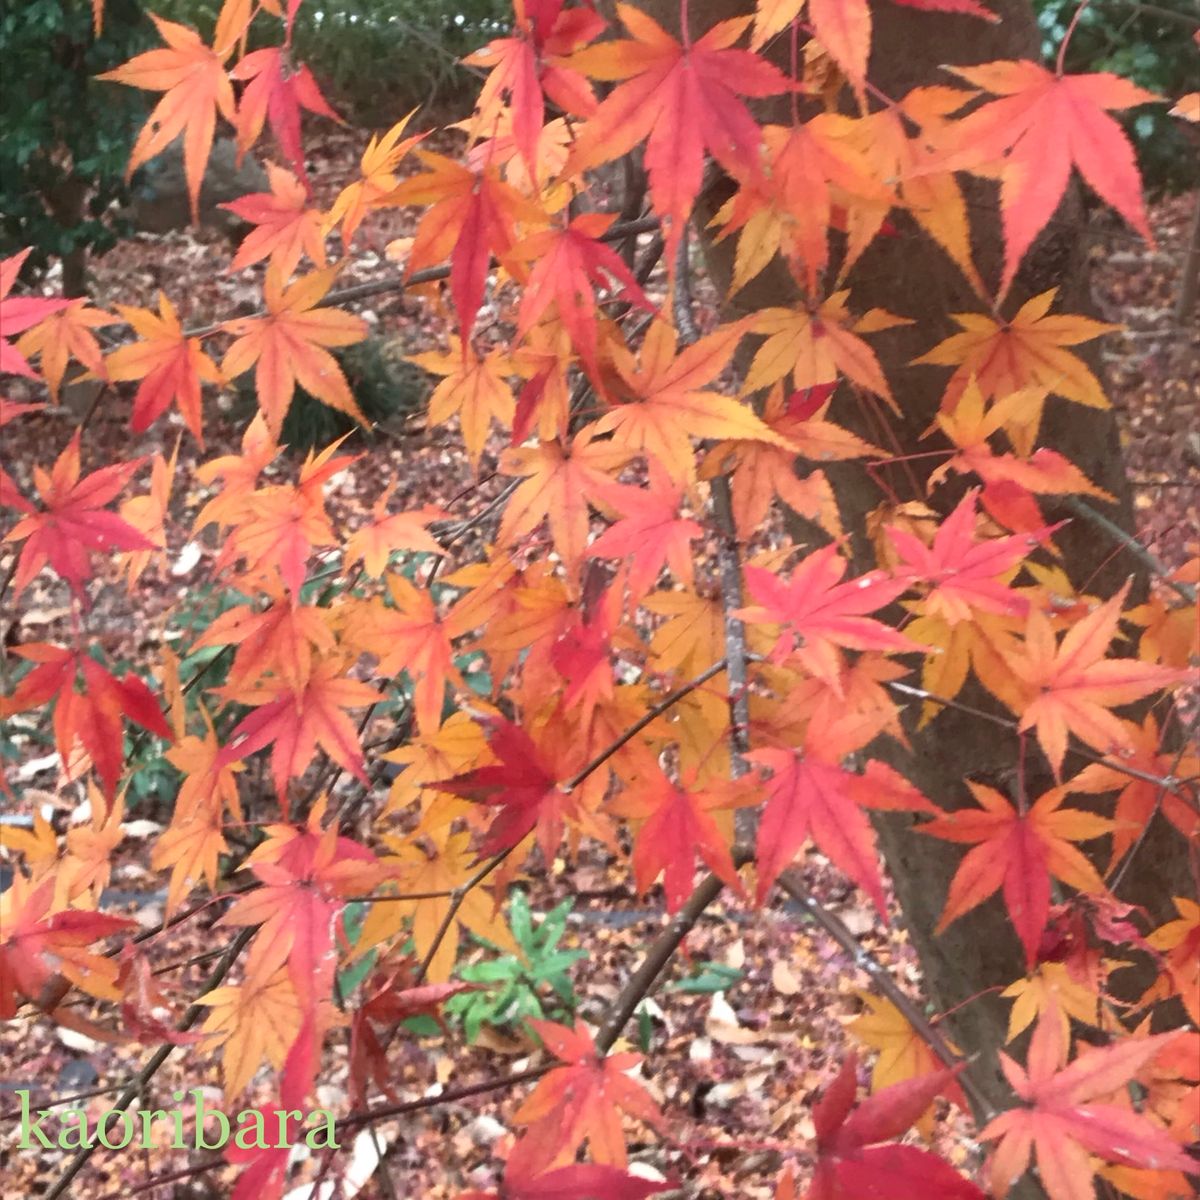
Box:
1 2 1198 1199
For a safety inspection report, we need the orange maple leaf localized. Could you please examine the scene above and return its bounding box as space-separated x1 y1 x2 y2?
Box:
939 60 1159 297
498 426 631 577
1 643 172 795
106 291 222 442
223 163 329 278
348 574 463 737
14 298 117 403
596 319 793 484
585 458 703 602
343 486 446 577
221 265 369 439
566 6 790 261
325 115 424 247
0 248 71 378
513 1018 662 1170
388 150 544 351
98 13 242 224
1007 583 1185 779
409 347 515 469
464 0 602 174
981 1005 1194 1200
0 874 133 1019
230 46 341 185
919 781 1114 968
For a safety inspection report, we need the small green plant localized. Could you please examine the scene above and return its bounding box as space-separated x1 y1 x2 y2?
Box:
667 959 746 995
446 891 584 1044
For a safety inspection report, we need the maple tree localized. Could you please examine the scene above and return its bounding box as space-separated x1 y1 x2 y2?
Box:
0 2 1197 1199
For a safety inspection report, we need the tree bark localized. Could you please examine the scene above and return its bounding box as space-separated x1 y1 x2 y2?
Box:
632 0 1193 1136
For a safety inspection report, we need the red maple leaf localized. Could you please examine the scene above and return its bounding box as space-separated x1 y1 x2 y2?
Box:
2 433 152 600
738 544 918 692
513 1018 663 1169
981 1005 1195 1200
231 46 341 187
566 5 791 260
806 1051 988 1200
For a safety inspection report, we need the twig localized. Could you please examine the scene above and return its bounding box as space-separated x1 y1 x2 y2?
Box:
43 926 255 1200
1060 496 1197 604
772 868 997 1121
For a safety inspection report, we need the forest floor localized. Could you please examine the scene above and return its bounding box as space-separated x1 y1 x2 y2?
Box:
1 129 1196 1200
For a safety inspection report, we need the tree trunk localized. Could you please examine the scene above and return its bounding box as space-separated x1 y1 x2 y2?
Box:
633 0 1192 1134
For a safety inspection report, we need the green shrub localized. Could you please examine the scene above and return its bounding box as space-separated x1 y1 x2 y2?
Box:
0 0 153 292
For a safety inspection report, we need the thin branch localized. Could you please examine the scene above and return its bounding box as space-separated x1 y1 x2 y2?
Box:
561 658 729 792
772 867 998 1122
1061 496 1197 605
43 925 255 1200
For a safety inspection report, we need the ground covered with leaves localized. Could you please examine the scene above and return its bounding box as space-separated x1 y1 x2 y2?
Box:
1 129 1196 1197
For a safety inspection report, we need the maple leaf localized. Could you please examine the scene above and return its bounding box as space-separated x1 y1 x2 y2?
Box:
2 644 172 795
586 459 703 602
915 290 1119 450
436 717 589 867
192 593 336 694
409 347 516 469
738 543 917 692
1066 714 1199 869
380 710 491 822
700 383 865 541
498 426 631 577
513 1018 662 1170
118 446 176 588
348 573 463 736
326 115 424 247
230 46 341 185
937 60 1159 297
221 265 369 439
596 319 794 484
57 785 127 904
746 709 934 911
919 781 1114 968
1007 583 1186 779
356 828 520 984
0 248 71 378
710 118 892 296
982 1005 1195 1200
742 294 903 407
505 212 653 384
105 291 222 442
751 0 994 85
223 162 329 278
848 991 967 1138
1146 899 1200 1026
609 769 748 913
14 298 117 402
644 587 727 679
566 5 791 260
0 874 134 1019
807 1051 988 1200
98 14 241 224
388 150 545 351
886 489 1042 624
218 440 354 595
216 657 379 812
464 0 603 174
199 966 304 1096
1001 962 1121 1049
1 433 153 600
118 946 203 1045
343 486 446 577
